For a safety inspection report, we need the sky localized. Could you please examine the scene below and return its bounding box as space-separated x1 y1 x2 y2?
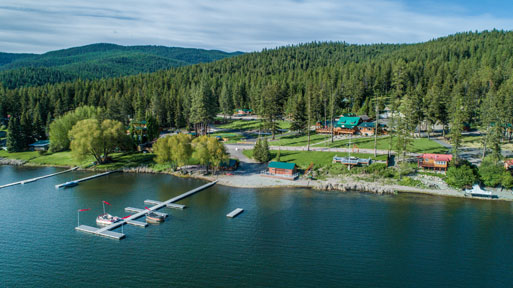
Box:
1 0 513 54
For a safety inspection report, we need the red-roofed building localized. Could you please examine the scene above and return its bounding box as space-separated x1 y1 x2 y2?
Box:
418 154 453 171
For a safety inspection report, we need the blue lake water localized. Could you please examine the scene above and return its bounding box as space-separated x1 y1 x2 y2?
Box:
1 165 512 287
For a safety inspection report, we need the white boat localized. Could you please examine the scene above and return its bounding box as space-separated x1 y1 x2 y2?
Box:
96 213 121 226
465 184 496 198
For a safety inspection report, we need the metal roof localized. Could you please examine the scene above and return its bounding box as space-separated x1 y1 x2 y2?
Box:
268 161 296 170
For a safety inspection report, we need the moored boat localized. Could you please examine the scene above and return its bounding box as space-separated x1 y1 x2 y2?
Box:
96 213 121 226
62 181 78 188
146 212 165 224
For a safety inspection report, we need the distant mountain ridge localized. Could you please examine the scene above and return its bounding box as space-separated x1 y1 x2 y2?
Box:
0 43 243 88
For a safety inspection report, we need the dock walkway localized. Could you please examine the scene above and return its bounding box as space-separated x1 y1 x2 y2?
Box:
55 170 119 189
75 180 217 240
0 167 79 190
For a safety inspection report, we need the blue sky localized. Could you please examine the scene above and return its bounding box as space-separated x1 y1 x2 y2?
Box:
0 0 512 53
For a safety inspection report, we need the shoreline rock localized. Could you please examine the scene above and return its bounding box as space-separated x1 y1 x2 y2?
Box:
313 180 396 195
0 158 26 166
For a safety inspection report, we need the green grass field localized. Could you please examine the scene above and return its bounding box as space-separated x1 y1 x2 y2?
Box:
243 149 387 169
314 136 447 154
0 150 91 166
208 132 246 144
268 133 329 147
216 119 290 131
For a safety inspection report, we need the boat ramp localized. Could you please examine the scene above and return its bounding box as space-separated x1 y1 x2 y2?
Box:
0 167 78 190
75 180 217 240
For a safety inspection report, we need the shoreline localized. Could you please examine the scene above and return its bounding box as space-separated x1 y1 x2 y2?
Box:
3 158 513 202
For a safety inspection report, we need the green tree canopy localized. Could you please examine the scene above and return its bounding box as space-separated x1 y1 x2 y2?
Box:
68 118 126 164
49 106 102 152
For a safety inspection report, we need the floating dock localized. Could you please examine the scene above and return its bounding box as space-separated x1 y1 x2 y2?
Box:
144 200 186 209
227 208 244 218
55 170 119 189
75 180 217 240
0 167 79 190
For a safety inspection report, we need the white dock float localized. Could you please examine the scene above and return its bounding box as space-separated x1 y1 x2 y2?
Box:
55 170 119 189
0 167 79 190
75 225 126 240
76 181 217 240
125 207 168 218
144 200 186 209
126 220 148 228
227 208 244 218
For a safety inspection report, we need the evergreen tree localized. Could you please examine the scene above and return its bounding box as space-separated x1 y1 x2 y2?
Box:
290 93 307 133
6 117 23 152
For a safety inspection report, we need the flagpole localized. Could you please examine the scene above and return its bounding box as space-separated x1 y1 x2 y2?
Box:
103 201 105 215
77 210 79 227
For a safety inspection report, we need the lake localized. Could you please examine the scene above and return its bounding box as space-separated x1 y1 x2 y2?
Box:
1 165 512 287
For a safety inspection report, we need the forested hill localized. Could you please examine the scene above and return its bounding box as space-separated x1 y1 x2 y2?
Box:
0 43 243 88
2 30 513 147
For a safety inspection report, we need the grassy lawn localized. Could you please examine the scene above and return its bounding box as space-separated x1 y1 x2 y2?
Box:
217 119 290 131
243 149 387 169
268 133 329 147
0 150 92 166
208 132 246 144
97 153 155 170
317 136 447 154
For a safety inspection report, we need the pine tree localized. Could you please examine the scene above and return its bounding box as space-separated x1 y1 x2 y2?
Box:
290 93 307 133
6 117 23 152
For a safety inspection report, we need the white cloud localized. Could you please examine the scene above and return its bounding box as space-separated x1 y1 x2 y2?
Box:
0 0 512 53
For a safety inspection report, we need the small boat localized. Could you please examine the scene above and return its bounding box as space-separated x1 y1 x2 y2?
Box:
62 181 78 188
146 212 165 224
464 184 497 198
96 213 121 226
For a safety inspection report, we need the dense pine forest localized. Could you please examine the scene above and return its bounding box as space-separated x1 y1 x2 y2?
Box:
0 43 242 88
1 30 513 153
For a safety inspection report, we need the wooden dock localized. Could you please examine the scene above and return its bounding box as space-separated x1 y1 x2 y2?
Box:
227 208 244 218
75 180 217 240
55 170 119 189
0 167 79 190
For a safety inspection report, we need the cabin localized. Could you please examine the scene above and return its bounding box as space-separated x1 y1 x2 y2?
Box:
333 116 361 135
315 120 335 134
357 122 387 136
418 153 452 171
29 140 50 151
359 115 371 122
235 109 252 116
262 161 299 180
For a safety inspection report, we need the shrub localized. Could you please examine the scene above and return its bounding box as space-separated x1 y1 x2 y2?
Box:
501 171 513 189
398 177 424 188
479 157 504 187
445 164 477 189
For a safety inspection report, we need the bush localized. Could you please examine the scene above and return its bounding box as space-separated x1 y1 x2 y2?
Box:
501 172 513 189
363 163 387 174
445 164 477 189
398 177 424 188
479 157 504 187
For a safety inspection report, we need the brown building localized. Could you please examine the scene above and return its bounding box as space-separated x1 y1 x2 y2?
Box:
262 161 298 180
418 154 453 171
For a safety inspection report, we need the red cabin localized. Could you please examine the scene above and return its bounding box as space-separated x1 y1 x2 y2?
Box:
418 154 452 171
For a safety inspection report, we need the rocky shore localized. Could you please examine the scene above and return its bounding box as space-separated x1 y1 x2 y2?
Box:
313 180 396 194
0 158 26 166
3 160 513 201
